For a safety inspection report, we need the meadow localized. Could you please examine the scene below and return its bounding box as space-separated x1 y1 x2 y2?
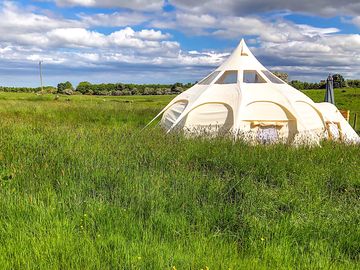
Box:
0 89 359 269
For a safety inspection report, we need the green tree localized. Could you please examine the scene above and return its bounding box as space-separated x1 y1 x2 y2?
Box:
347 79 360 88
57 81 73 93
76 81 92 94
332 74 345 88
272 71 289 82
290 80 304 90
171 83 183 94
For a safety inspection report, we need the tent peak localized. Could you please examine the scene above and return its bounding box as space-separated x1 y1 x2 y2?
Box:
217 38 266 71
231 39 251 57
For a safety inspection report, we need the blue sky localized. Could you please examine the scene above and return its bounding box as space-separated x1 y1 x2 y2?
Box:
0 0 359 86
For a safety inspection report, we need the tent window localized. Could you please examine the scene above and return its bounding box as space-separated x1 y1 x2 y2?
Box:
215 70 238 84
243 70 266 83
198 71 221 85
262 70 284 84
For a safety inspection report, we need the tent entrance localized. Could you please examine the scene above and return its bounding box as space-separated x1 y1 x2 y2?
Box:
250 121 289 143
243 101 298 142
257 125 279 144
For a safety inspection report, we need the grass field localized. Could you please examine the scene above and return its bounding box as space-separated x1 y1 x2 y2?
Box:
0 90 359 269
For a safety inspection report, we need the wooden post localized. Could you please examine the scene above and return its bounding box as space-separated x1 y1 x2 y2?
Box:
353 113 358 130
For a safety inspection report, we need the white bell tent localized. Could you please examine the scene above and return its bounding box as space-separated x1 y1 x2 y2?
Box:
148 39 359 144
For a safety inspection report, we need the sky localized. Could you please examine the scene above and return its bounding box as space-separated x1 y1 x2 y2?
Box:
0 0 359 87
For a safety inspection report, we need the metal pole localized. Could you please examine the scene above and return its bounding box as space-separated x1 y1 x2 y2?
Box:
39 61 43 92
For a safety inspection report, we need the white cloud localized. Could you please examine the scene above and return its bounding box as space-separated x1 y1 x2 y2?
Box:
0 26 176 51
254 34 360 80
0 2 175 50
170 0 360 17
0 1 83 33
135 29 171 40
52 0 360 17
151 13 339 44
55 0 164 11
352 16 360 28
0 0 359 86
78 11 148 27
47 28 107 48
106 27 176 50
0 2 222 81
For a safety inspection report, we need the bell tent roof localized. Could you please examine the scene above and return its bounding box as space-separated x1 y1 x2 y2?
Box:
147 39 360 144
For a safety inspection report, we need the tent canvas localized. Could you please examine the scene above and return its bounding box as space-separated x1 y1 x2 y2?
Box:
148 39 360 144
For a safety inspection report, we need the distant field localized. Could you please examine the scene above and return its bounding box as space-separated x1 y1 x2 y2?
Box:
0 91 359 269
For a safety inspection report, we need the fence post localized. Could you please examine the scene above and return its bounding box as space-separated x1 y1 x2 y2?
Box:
353 113 357 130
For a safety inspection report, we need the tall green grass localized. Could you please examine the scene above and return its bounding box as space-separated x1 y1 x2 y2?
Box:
0 92 359 269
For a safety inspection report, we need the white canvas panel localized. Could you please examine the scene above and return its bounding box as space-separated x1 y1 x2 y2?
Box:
294 101 324 131
185 103 233 132
161 101 187 130
242 101 293 121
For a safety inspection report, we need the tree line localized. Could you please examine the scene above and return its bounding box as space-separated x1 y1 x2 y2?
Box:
0 82 193 96
0 86 55 93
271 72 351 90
289 74 348 90
57 81 193 96
0 74 359 95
